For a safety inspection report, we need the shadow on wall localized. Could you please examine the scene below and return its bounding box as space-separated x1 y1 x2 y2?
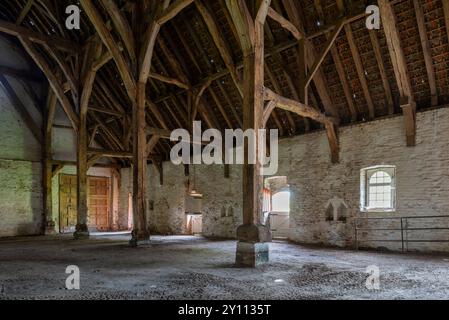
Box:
0 161 43 237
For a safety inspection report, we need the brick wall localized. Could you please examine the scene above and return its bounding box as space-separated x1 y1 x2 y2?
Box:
196 164 243 239
119 163 242 238
118 107 449 253
277 106 449 253
0 160 42 236
0 73 42 237
120 163 188 235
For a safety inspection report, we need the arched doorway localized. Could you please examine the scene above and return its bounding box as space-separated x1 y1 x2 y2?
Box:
265 177 290 239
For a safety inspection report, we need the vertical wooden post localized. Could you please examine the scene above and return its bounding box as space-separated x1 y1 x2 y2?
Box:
74 96 89 239
298 38 307 105
227 0 271 267
43 89 56 235
74 40 101 240
130 82 150 246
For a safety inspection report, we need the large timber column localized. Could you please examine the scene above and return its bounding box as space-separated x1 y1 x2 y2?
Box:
74 39 101 240
130 82 150 246
227 0 271 267
43 89 56 235
74 102 89 239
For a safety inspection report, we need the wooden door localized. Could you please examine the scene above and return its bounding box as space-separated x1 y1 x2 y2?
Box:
88 177 110 231
59 174 77 233
190 215 203 235
270 212 290 239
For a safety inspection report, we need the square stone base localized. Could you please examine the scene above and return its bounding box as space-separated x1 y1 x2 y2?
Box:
235 241 269 268
73 230 89 240
129 238 151 247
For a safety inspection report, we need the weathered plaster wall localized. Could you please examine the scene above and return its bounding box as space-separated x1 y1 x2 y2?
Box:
147 163 187 235
119 163 242 238
196 164 243 239
120 163 188 235
118 107 449 253
0 44 43 236
277 107 449 252
0 160 42 236
118 167 132 230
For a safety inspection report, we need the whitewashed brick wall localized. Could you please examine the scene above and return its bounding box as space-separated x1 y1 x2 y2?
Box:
118 107 449 253
277 107 449 252
0 75 42 237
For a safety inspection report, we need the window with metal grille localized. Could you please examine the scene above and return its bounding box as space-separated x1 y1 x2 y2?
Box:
360 166 396 212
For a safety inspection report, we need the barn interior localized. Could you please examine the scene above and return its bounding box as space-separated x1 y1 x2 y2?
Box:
1 0 449 300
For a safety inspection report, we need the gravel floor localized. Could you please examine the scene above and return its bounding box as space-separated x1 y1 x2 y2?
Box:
1 234 449 300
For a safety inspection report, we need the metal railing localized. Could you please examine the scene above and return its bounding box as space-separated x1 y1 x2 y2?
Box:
354 215 449 252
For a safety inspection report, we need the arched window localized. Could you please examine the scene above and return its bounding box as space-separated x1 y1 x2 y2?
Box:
361 166 396 211
272 191 290 212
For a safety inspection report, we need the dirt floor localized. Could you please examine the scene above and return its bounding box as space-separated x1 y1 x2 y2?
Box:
1 234 449 300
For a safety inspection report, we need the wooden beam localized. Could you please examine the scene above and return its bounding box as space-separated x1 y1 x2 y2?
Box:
225 0 254 55
325 122 339 163
16 0 34 26
80 0 135 101
43 86 55 234
282 0 338 119
379 0 415 146
157 0 195 25
344 23 375 119
401 99 416 147
42 43 78 105
264 87 337 126
90 112 124 151
369 31 394 115
89 106 124 117
157 35 220 130
18 36 79 130
305 19 345 89
45 89 56 135
320 0 356 122
208 87 234 129
378 0 413 100
146 135 160 157
100 0 136 64
87 154 102 169
149 72 190 90
87 148 133 158
262 100 277 128
52 164 64 178
225 0 270 235
88 124 99 147
139 0 193 84
131 81 150 244
413 0 437 106
92 50 113 72
0 19 77 53
76 39 103 240
0 73 42 144
192 77 213 123
443 0 449 49
195 0 243 97
267 7 301 40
